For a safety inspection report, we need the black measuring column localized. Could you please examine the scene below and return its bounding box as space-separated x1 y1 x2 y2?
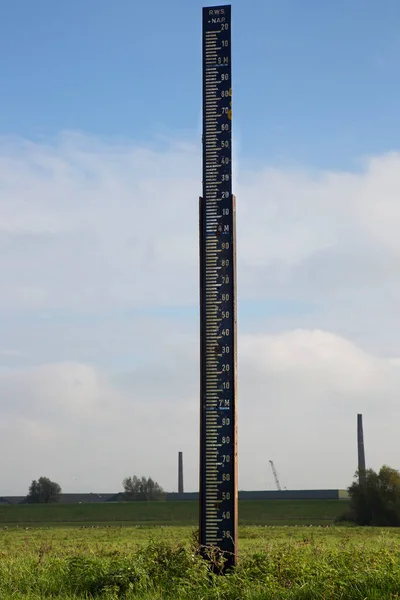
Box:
199 4 238 570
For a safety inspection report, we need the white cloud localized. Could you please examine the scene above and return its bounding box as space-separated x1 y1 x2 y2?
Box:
2 135 400 313
1 132 400 494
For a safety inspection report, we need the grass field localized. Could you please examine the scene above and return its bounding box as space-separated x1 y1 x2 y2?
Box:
1 523 400 599
0 499 347 527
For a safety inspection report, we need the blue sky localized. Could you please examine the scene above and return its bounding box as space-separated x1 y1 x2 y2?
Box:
1 0 400 169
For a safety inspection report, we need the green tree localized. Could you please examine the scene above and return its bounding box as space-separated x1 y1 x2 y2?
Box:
122 475 165 501
343 465 400 526
25 476 62 504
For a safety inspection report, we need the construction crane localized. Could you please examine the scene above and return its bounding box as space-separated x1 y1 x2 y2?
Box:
269 460 282 491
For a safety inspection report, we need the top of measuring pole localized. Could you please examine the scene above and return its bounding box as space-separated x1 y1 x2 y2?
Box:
203 5 231 27
203 5 231 15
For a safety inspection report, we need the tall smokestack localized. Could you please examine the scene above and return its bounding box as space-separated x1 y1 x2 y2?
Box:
357 414 366 485
178 451 184 494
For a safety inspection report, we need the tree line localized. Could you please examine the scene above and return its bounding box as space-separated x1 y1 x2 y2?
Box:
23 465 400 529
24 475 165 504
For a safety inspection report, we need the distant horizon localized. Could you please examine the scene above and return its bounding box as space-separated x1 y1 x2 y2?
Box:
0 488 348 500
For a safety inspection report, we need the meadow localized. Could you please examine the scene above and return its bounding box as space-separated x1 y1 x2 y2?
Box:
0 499 345 527
1 501 400 599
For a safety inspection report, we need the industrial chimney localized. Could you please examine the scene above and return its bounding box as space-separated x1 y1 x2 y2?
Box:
357 414 366 485
178 451 184 494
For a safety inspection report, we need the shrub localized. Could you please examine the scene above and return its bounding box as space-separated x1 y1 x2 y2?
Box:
339 465 400 526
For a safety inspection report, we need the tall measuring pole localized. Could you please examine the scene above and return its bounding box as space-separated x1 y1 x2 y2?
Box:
200 4 238 570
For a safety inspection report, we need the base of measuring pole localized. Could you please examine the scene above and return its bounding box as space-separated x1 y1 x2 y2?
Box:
200 546 237 574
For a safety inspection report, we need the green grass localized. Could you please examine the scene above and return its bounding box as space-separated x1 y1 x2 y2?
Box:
0 525 400 599
0 499 347 526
